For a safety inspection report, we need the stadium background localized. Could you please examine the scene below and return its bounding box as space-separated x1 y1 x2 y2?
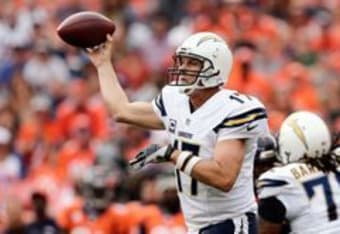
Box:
0 0 339 233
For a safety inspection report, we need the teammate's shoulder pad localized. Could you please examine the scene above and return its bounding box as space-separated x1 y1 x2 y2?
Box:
257 166 293 191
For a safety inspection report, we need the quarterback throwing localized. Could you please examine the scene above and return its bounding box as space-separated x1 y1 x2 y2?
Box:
86 31 269 234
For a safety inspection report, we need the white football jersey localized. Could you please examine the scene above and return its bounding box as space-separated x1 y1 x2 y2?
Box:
257 163 340 234
152 86 269 232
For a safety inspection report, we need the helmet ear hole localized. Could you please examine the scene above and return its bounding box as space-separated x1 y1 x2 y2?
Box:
197 79 205 87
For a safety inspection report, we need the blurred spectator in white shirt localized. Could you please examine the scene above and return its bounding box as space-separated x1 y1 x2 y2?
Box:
127 12 172 73
0 0 47 60
23 39 70 95
0 126 21 181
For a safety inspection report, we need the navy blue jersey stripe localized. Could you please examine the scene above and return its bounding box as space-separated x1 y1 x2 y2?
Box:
213 108 267 133
180 154 194 171
154 92 167 116
257 178 288 189
175 169 182 192
227 107 266 120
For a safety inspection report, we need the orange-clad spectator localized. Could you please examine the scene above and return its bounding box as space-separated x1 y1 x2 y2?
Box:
32 96 63 145
24 160 76 217
149 186 186 234
326 20 340 51
116 51 151 91
274 62 321 112
122 172 186 234
192 13 231 43
121 126 150 161
16 95 64 174
150 212 186 234
236 8 280 44
216 10 237 43
226 42 274 103
58 165 132 234
118 172 163 233
123 200 186 234
56 113 95 181
16 95 63 171
122 201 163 234
4 151 74 218
56 79 108 140
267 110 287 134
59 201 129 234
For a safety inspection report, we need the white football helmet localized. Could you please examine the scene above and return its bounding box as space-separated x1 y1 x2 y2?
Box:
277 111 331 164
168 32 233 94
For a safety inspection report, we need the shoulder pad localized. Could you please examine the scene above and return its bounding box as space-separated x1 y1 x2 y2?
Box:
212 91 267 132
257 166 294 198
213 106 267 133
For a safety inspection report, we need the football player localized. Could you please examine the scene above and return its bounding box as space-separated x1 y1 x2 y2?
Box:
86 32 269 234
254 135 279 185
257 111 340 234
58 165 131 234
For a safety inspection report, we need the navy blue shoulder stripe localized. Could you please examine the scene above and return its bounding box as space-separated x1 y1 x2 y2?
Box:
213 107 267 133
155 92 167 117
257 178 288 190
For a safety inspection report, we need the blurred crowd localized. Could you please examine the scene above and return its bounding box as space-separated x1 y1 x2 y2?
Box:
0 0 339 233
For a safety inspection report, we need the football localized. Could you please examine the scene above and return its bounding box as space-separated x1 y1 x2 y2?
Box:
57 11 116 48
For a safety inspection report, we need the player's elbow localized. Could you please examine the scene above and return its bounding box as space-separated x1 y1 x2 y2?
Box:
220 181 234 192
215 177 235 192
212 163 238 192
112 106 131 123
114 112 131 124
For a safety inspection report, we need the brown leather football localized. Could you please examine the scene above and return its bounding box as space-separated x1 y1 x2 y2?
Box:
57 11 116 48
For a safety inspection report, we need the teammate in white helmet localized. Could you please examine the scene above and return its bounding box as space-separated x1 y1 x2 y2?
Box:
257 111 340 234
86 32 269 234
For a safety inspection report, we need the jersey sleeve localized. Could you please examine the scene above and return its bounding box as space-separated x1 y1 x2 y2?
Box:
214 98 270 141
152 86 183 132
151 86 177 129
152 90 167 119
257 168 305 220
257 169 291 199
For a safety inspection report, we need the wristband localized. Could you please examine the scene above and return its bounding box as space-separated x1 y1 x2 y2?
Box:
176 151 202 175
176 151 192 169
